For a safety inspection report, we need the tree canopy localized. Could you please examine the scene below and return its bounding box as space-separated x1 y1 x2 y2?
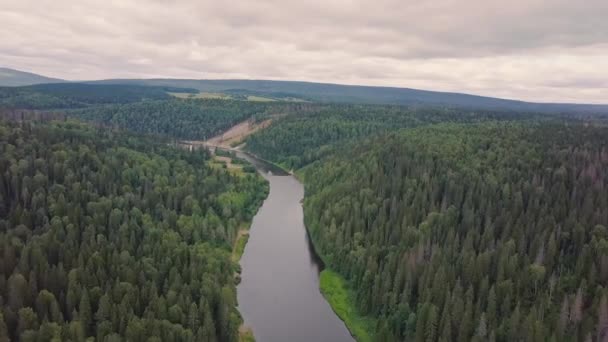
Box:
0 120 268 341
298 123 608 341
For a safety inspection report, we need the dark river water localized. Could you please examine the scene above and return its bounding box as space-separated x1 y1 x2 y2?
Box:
234 151 355 342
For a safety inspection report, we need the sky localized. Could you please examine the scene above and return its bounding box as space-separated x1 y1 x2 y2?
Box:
1 0 607 104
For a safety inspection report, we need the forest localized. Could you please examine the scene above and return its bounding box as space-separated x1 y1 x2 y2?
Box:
0 84 197 110
67 100 269 141
295 123 608 341
2 79 608 342
245 104 557 170
0 82 323 142
0 120 268 341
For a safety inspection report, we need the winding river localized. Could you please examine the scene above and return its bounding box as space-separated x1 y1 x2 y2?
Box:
234 151 354 342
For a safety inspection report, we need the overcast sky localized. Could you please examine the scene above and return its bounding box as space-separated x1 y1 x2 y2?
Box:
1 0 607 103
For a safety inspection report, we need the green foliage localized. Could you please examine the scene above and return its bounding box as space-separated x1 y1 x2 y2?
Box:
0 120 268 341
80 78 608 115
319 269 376 342
298 122 608 341
239 328 256 342
245 104 552 169
67 99 318 141
233 234 250 262
67 99 267 140
0 83 194 109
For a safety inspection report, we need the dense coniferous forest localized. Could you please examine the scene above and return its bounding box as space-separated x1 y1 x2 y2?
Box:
0 82 325 141
3 79 608 342
0 120 268 341
2 67 608 115
67 100 270 141
84 77 608 115
0 84 196 109
67 100 322 141
245 105 555 170
297 123 608 341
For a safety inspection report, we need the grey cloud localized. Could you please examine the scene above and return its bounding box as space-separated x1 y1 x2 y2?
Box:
0 0 607 103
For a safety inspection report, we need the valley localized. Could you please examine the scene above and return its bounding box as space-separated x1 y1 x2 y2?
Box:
1 75 608 342
2 1 607 340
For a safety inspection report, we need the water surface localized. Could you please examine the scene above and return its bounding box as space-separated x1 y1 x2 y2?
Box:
236 152 354 342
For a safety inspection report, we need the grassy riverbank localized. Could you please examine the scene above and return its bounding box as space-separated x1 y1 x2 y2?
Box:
319 270 376 342
233 171 268 342
233 230 250 262
301 183 377 342
302 183 377 342
238 327 256 342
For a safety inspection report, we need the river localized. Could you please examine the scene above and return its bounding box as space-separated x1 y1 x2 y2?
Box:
234 151 355 342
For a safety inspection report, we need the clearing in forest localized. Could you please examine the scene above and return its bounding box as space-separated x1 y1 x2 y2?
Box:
206 119 273 148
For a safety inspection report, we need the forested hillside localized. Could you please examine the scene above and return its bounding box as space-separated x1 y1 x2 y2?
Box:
0 120 268 341
68 99 315 140
0 84 195 110
245 105 551 170
3 78 607 342
68 99 269 140
299 123 608 341
0 81 322 142
88 78 608 115
67 100 320 141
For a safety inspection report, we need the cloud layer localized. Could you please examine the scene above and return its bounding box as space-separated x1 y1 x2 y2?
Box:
1 0 607 103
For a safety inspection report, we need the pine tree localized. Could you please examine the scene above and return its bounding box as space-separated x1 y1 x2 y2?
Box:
415 304 428 342
187 303 199 331
0 311 9 342
95 294 111 323
476 312 488 339
571 287 584 323
559 296 570 335
79 289 92 336
598 293 608 342
425 305 438 342
17 307 38 336
487 286 497 326
509 304 521 340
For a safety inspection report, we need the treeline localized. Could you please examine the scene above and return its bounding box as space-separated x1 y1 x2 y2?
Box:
0 120 268 341
0 109 67 122
299 123 608 341
0 84 196 110
245 105 553 169
68 100 322 141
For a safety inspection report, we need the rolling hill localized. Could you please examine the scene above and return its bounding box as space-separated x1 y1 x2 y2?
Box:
0 83 198 109
89 79 608 115
0 67 64 86
1 67 607 114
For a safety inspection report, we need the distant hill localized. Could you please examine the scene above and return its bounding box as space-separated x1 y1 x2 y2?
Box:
0 67 64 86
0 83 197 109
2 67 607 114
90 79 608 115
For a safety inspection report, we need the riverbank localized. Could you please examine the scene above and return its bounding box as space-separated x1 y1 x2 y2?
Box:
299 172 377 342
236 173 354 341
233 226 260 342
240 150 375 341
239 327 255 342
319 270 376 342
230 172 269 342
232 229 250 262
207 119 354 341
305 237 377 342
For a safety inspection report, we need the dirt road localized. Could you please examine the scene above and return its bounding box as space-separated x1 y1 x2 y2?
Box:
206 119 272 149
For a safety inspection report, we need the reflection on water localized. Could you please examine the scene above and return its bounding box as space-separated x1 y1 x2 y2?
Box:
178 143 352 341
236 167 353 342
